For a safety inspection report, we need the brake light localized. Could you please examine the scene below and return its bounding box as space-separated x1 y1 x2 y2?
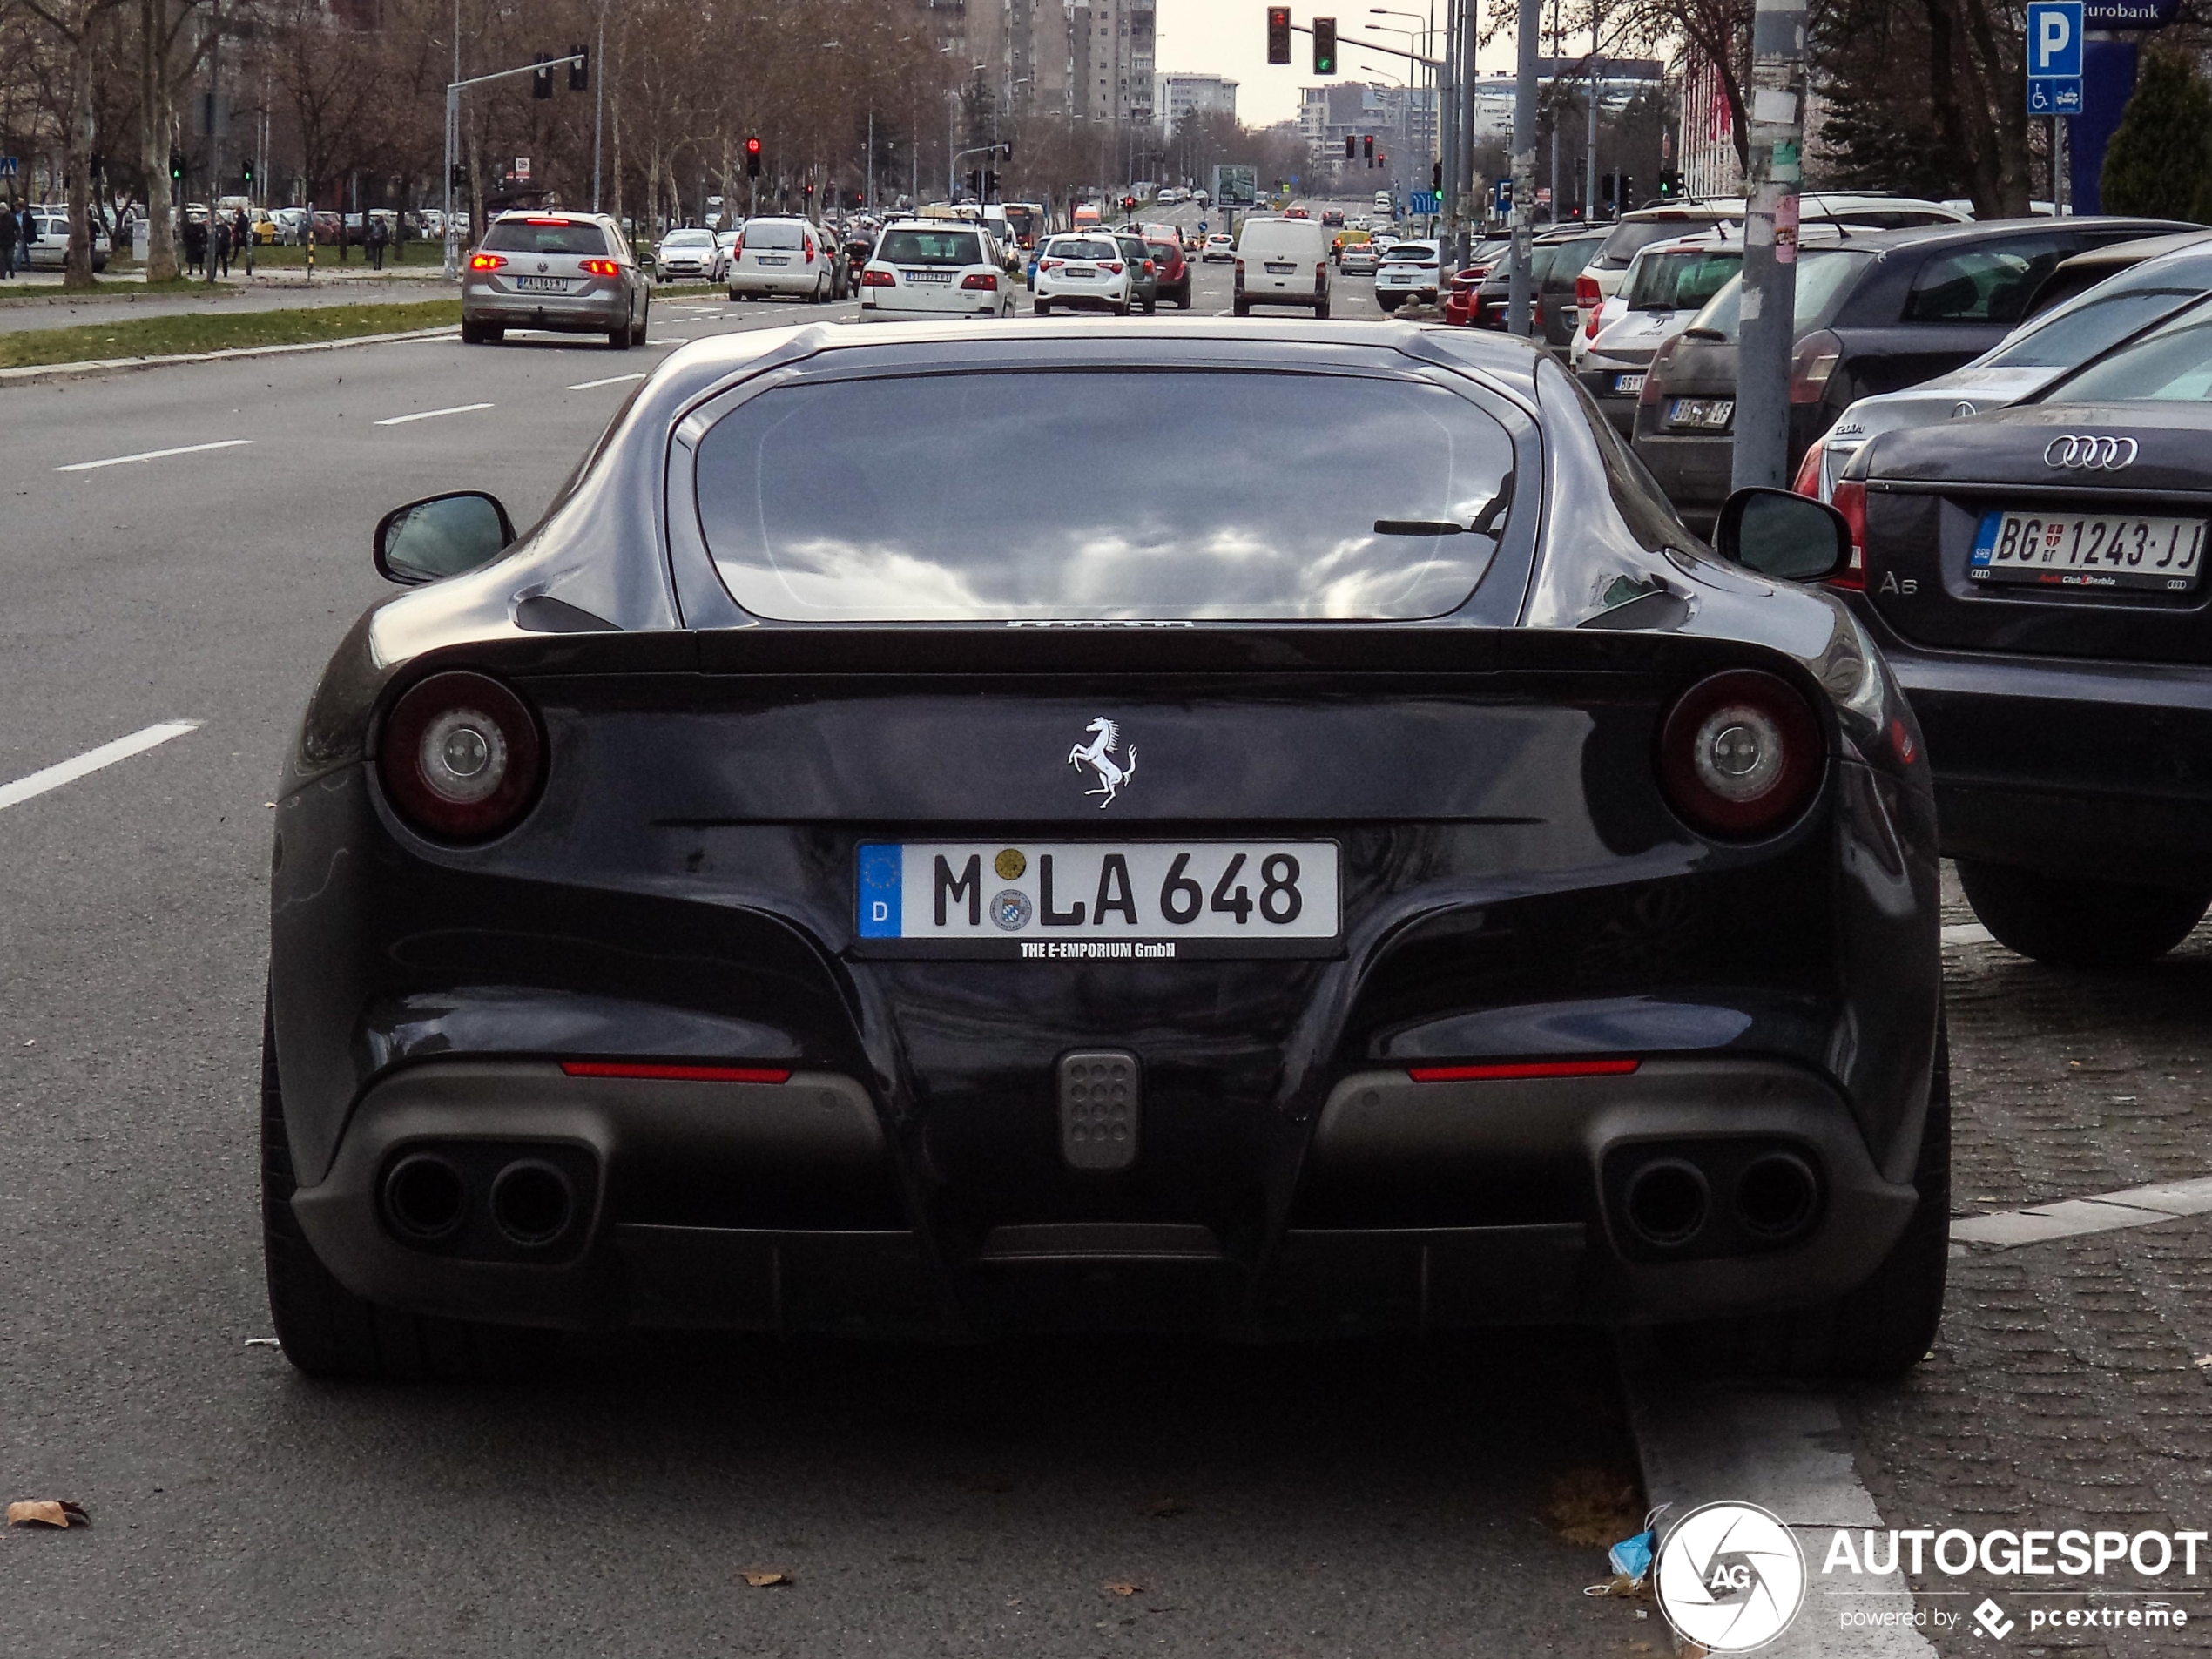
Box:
523 216 570 226
578 259 620 277
1656 669 1824 840
1103 261 1122 274
378 671 543 842
561 1062 792 1084
1532 300 1544 328
468 253 504 271
1828 479 1868 590
1040 258 1063 271
802 235 815 261
961 271 999 289
860 267 895 286
1790 329 1843 404
1575 273 1602 310
1408 1059 1641 1083
1791 438 1824 498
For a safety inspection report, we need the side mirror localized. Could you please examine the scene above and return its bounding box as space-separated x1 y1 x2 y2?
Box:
1714 486 1851 583
374 491 515 585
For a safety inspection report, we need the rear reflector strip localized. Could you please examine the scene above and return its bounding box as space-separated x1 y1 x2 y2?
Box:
561 1062 792 1083
1406 1059 1642 1083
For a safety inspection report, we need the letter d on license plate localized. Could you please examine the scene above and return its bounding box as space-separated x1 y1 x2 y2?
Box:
855 841 1341 960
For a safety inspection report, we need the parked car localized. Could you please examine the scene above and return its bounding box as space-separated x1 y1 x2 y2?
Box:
1468 228 1608 346
1583 196 1970 307
22 208 110 271
1632 217 2196 532
1575 235 1745 435
1834 298 2212 965
1797 232 2212 500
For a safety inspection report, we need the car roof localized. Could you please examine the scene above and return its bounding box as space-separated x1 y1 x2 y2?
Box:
1812 215 2199 254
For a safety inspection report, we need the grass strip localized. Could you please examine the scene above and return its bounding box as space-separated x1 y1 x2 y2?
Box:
0 275 241 305
0 299 460 370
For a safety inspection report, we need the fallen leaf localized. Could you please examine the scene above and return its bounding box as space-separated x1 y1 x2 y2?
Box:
1544 1467 1643 1548
741 1569 792 1588
2193 1355 2212 1370
1103 1581 1142 1596
1144 1495 1189 1518
7 1501 89 1528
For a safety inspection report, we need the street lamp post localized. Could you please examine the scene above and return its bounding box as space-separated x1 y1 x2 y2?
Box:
444 50 586 277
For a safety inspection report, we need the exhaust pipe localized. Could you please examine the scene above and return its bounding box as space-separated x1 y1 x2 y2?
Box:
382 1152 467 1241
1734 1151 1819 1241
489 1159 576 1248
1622 1158 1710 1249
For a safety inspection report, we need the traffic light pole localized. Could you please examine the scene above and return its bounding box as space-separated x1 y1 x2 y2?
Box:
443 52 585 279
1729 0 1807 491
1508 0 1539 336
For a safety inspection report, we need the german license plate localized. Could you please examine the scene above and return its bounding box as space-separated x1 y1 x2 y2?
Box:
1613 372 1646 395
854 842 1341 960
1668 396 1734 430
515 275 568 293
1971 509 2206 592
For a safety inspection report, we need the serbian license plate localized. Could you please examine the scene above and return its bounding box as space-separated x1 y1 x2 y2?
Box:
1264 262 1297 274
515 275 570 293
759 255 790 266
1668 396 1734 430
855 842 1342 960
1613 372 1646 395
903 268 954 284
1971 509 2206 591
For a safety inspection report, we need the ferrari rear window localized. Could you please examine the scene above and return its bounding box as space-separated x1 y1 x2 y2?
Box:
693 370 1514 621
482 219 608 255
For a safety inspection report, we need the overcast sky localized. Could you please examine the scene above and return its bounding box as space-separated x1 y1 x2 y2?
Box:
1156 1 1459 126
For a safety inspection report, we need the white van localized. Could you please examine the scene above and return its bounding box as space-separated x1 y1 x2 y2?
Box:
1233 216 1331 317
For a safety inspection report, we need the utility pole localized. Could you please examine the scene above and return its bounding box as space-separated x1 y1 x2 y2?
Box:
592 2 605 211
1730 0 1808 490
1440 0 1459 260
1584 4 1599 222
1508 0 1539 334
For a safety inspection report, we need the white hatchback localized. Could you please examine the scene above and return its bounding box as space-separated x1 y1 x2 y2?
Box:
1032 233 1135 315
1373 240 1440 311
859 221 1015 319
727 216 834 302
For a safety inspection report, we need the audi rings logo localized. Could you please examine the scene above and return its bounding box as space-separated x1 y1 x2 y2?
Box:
1654 1501 1808 1651
2044 434 2139 470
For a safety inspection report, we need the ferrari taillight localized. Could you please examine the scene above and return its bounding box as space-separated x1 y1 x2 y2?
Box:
469 253 504 272
1656 669 1824 840
1827 479 1868 590
378 671 543 842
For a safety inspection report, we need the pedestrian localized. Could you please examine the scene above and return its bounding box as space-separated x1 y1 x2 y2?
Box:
367 212 387 271
18 200 35 273
233 206 251 266
182 214 206 276
0 201 17 280
212 215 231 278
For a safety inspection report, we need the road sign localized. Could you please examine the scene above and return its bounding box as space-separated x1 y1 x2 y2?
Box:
2027 76 2084 113
2027 1 2083 76
515 155 531 179
0 156 16 178
1406 191 1439 214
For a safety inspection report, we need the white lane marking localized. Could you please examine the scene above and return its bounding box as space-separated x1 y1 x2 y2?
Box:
55 439 253 474
374 401 495 427
1940 921 1994 947
566 372 649 391
0 721 203 813
1622 1354 1936 1657
1952 1173 2212 1249
648 338 688 346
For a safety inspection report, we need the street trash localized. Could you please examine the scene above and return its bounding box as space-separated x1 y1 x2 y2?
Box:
7 1501 90 1528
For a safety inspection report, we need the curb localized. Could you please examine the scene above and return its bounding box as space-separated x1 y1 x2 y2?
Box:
0 324 458 387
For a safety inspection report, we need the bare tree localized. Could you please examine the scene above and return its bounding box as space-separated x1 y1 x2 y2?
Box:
17 0 131 287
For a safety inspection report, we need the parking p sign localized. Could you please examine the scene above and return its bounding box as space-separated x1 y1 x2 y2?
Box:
2026 0 2084 114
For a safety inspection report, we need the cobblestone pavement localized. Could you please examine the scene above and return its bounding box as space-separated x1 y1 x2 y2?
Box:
1847 866 2212 1656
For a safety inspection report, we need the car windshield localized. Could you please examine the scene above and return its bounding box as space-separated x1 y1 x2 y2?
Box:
695 369 1514 621
1984 284 2212 369
1627 248 1743 312
482 219 608 255
1597 215 1727 268
2040 298 2212 401
880 229 983 266
661 231 713 246
746 220 806 249
1051 239 1117 260
1685 249 1872 339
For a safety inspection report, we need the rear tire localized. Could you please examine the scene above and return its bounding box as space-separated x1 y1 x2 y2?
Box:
608 321 629 349
1315 300 1332 319
727 287 740 301
1660 1018 1951 1381
1033 299 1051 315
629 300 650 347
460 319 486 345
1177 282 1193 309
1956 859 2210 968
1143 297 1156 314
1232 299 1250 317
260 995 556 1383
1113 300 1130 316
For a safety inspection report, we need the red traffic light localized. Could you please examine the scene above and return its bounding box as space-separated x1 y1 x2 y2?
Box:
1265 5 1291 64
745 137 762 156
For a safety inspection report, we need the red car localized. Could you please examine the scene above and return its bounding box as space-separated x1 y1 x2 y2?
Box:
1440 260 1498 327
1141 226 1193 308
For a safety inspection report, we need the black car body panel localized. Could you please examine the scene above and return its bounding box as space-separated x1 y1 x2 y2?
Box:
271 319 1941 1340
1851 399 2212 883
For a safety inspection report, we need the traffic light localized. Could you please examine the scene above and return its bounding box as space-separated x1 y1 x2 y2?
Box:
1344 135 1355 159
1620 174 1635 208
570 45 589 91
533 52 552 98
745 137 763 179
450 163 467 191
169 149 184 185
1362 134 1373 161
1312 16 1336 74
1433 159 1443 191
1265 5 1291 64
241 158 253 190
1658 170 1682 199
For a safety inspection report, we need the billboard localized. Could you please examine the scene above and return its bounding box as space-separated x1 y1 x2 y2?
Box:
1211 165 1258 208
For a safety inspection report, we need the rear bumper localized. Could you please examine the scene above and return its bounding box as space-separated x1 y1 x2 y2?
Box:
463 287 624 332
1847 605 2212 883
1575 368 1641 437
289 1049 1921 1339
732 266 820 294
1630 428 1732 532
